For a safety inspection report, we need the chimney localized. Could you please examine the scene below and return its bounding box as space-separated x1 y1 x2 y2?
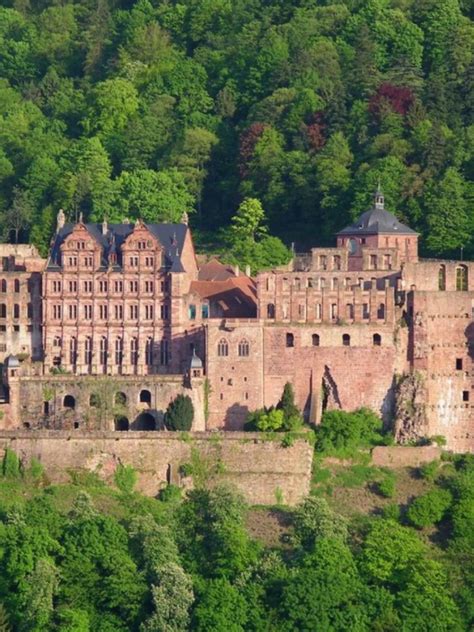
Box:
56 209 65 232
234 264 239 277
245 264 251 277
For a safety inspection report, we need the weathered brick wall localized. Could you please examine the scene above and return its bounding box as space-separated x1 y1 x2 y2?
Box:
0 431 313 506
372 445 442 467
408 290 474 452
263 323 399 424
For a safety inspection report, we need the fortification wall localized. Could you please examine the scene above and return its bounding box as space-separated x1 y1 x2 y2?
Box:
0 431 313 506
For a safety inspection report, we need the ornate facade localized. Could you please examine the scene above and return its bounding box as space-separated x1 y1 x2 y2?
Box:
1 191 473 451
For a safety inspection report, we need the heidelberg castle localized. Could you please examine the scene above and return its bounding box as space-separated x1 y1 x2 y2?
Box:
0 190 472 452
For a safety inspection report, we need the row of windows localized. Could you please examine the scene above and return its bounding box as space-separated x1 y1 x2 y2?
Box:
53 337 170 366
266 302 386 320
189 304 209 319
0 303 35 319
63 254 163 269
50 303 169 321
285 333 382 347
50 279 170 294
439 265 469 291
274 275 388 292
0 279 22 293
217 339 250 357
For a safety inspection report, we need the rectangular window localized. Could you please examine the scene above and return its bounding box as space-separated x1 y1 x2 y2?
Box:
161 304 169 320
68 281 77 293
68 257 77 267
315 303 322 320
83 280 92 293
114 280 123 293
456 358 463 370
370 255 377 270
145 280 154 293
129 256 139 267
463 391 470 402
83 256 93 267
189 304 196 320
145 257 154 267
160 339 170 365
331 303 337 320
99 304 108 320
99 280 108 293
53 304 61 320
114 304 123 320
68 304 77 320
363 303 370 319
202 304 209 319
144 304 154 320
52 281 61 293
129 304 138 319
129 280 138 293
84 304 92 320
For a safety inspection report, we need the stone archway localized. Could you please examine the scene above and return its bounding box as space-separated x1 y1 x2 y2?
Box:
132 412 156 431
114 416 129 431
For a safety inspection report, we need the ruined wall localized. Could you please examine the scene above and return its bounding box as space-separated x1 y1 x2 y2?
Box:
263 323 401 425
1 374 205 432
0 431 313 506
408 290 474 452
371 445 442 467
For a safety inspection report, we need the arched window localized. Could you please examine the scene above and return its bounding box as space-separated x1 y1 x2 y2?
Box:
456 265 468 291
438 265 446 291
63 395 75 409
342 334 350 346
115 416 129 431
14 279 20 293
0 304 6 318
373 333 381 346
238 339 250 357
130 337 138 365
145 337 153 365
69 337 77 365
286 333 294 347
115 337 123 365
217 338 228 357
13 304 19 319
139 389 151 404
312 334 320 347
53 336 62 348
377 303 385 320
84 337 92 365
0 280 6 293
267 303 275 319
346 303 354 320
115 392 127 406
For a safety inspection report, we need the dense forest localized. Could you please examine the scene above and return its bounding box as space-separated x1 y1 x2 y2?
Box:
1 434 474 632
0 0 473 263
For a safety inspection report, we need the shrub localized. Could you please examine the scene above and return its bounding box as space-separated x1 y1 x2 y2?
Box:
114 463 137 494
377 474 396 498
165 394 194 431
159 485 182 503
407 488 452 529
316 408 384 455
381 503 401 522
430 435 447 447
419 460 440 481
2 448 21 478
256 409 284 431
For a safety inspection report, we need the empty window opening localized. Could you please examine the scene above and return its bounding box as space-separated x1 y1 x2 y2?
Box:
342 334 350 346
312 334 320 347
63 395 75 409
373 334 381 346
286 333 294 347
115 416 129 431
463 391 470 402
456 358 463 370
267 303 275 318
140 389 152 404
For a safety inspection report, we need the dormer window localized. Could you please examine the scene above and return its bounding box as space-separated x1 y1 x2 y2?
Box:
138 241 146 250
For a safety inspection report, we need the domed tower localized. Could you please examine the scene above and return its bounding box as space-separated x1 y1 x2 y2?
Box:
336 187 418 269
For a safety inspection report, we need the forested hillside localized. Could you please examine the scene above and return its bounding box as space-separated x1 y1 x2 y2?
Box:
0 0 473 260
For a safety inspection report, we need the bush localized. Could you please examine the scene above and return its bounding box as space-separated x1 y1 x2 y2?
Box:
316 408 385 455
165 394 194 431
419 460 440 481
407 488 452 528
2 448 21 478
377 475 396 498
114 464 137 494
381 503 401 522
159 484 182 503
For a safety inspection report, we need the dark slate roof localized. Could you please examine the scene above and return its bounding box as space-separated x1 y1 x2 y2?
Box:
47 222 188 271
337 207 417 236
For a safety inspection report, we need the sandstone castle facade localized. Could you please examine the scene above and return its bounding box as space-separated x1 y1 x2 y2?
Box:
0 191 473 451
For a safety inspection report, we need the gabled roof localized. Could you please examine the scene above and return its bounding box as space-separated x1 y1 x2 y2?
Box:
337 207 417 236
190 276 257 318
47 222 188 271
198 258 236 281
